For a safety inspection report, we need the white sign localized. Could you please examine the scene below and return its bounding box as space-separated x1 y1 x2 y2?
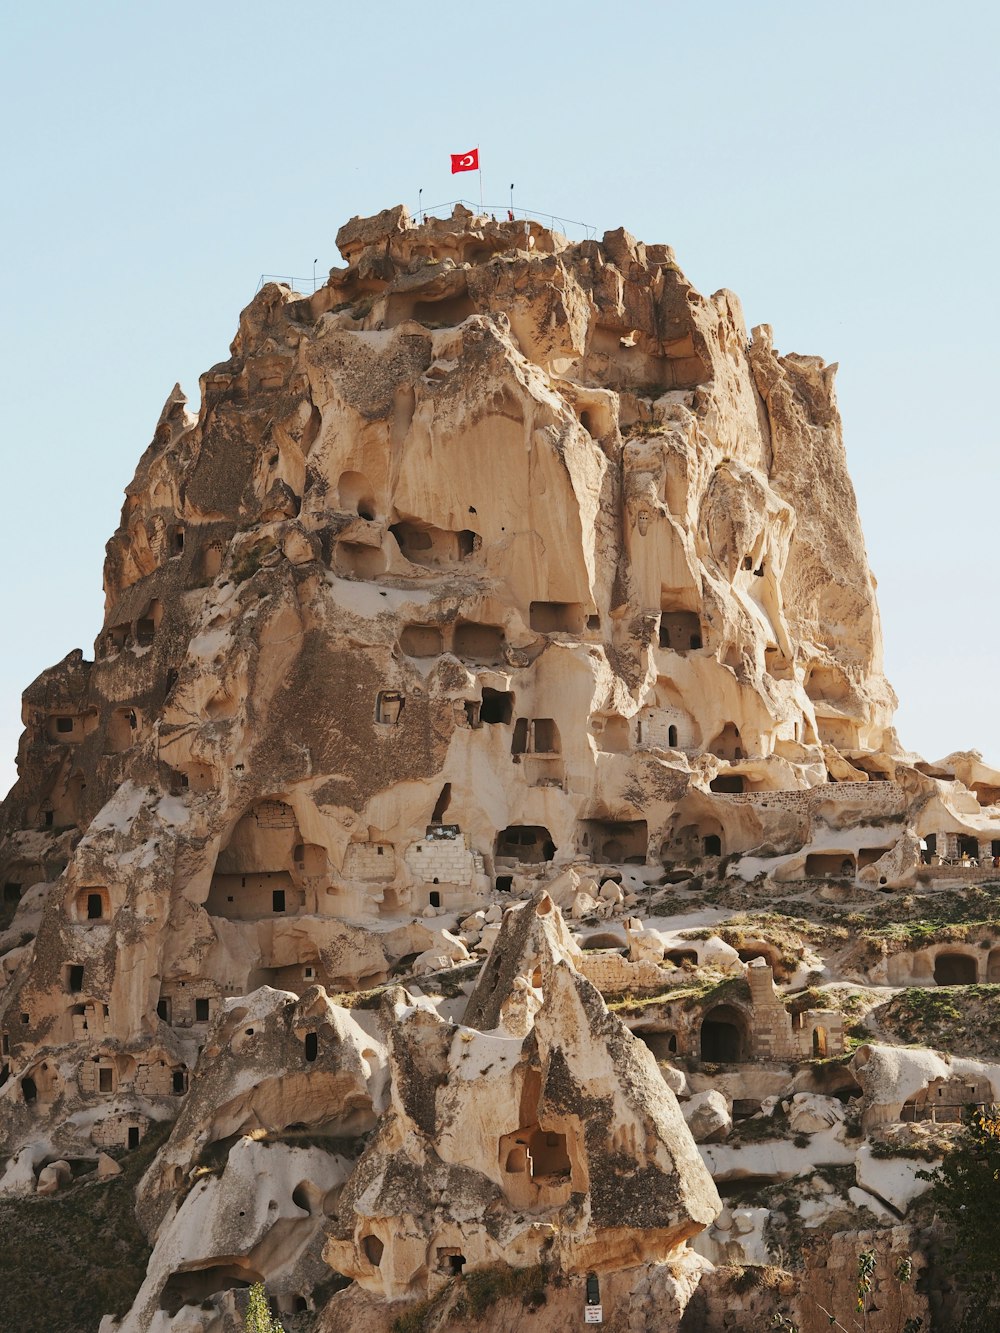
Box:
585 1307 603 1324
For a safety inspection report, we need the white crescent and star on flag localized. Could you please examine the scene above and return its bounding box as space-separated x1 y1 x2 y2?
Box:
451 148 479 173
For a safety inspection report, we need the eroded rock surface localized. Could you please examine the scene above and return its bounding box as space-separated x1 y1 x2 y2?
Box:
1 203 997 1331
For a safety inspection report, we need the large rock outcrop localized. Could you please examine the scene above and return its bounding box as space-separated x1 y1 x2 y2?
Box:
0 203 995 1332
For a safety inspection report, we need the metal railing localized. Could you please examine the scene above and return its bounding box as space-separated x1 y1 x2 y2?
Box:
254 199 601 296
899 1100 987 1123
414 197 599 240
255 273 316 295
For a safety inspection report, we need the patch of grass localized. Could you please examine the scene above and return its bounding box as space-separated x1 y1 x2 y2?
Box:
606 974 749 1014
418 961 482 999
232 536 276 584
454 1264 548 1318
732 1110 791 1144
680 912 843 981
725 1263 788 1294
330 959 481 1010
848 885 1000 948
868 1139 942 1162
258 1128 369 1155
811 1163 856 1192
390 1264 549 1332
0 1118 173 1333
328 982 392 1010
392 1292 445 1333
874 985 1000 1056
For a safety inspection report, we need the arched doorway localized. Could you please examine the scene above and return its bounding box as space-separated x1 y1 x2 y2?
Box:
700 1004 748 1062
934 952 977 986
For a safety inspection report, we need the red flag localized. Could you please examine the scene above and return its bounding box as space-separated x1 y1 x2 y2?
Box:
451 148 479 174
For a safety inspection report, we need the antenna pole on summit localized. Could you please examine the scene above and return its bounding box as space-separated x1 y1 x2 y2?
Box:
509 182 514 219
479 167 484 212
418 187 423 223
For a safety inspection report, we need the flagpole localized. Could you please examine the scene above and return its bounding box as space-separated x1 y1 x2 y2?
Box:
479 162 483 213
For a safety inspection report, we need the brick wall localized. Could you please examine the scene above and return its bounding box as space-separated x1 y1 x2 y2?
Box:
80 1059 116 1094
134 1060 180 1096
344 842 396 882
715 781 907 817
71 1003 110 1041
159 979 221 1027
635 706 697 752
579 953 673 993
91 1113 149 1149
404 834 477 886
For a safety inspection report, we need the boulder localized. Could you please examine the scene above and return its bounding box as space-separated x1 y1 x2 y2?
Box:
683 1090 732 1143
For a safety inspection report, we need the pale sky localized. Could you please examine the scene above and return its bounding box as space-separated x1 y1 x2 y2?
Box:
1 0 997 799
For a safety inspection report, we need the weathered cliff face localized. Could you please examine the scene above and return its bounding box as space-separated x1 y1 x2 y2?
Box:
1 203 998 1333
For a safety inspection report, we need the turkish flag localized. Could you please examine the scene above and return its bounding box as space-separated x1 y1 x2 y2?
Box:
451 148 479 174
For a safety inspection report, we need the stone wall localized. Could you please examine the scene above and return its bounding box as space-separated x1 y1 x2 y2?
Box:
404 833 478 886
344 842 397 882
91 1112 150 1149
159 979 222 1027
71 1002 110 1041
636 706 697 752
718 781 907 816
134 1059 183 1097
579 952 673 993
794 1227 928 1333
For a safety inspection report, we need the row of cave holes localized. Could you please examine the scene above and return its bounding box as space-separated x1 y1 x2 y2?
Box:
104 600 163 655
46 708 142 758
396 608 596 663
378 688 728 761
490 822 723 864
339 474 478 574
382 687 689 757
360 1234 466 1278
377 687 519 729
19 1060 183 1105
379 688 565 756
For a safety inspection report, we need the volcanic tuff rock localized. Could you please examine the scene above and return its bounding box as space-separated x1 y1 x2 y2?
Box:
1 202 1000 1331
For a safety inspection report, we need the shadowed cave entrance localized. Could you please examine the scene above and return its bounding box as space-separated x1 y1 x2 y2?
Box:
160 1263 264 1315
700 1004 749 1063
934 952 977 986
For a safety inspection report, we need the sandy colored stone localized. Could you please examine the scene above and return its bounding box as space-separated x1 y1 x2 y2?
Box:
0 202 997 1330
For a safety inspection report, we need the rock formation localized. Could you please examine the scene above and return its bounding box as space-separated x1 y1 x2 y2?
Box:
1 202 999 1331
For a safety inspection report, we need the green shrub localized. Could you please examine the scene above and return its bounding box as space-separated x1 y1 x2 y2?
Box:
244 1282 286 1333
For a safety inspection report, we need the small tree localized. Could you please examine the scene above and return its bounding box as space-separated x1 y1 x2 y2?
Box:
244 1282 286 1333
919 1103 1000 1332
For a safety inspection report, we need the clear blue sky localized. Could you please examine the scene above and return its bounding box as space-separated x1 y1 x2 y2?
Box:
1 0 997 799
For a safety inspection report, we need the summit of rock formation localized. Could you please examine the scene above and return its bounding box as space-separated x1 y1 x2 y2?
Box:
1 202 998 1332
